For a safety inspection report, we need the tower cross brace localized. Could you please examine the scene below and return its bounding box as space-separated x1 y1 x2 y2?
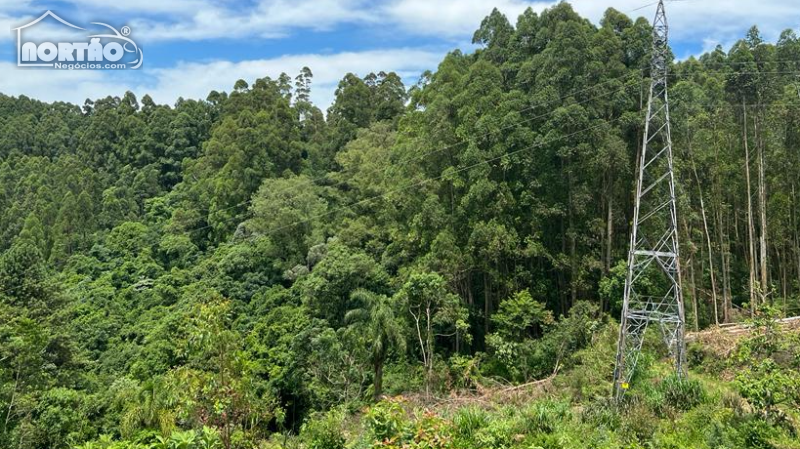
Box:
613 0 687 400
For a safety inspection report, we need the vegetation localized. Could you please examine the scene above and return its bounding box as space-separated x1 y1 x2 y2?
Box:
1 3 799 448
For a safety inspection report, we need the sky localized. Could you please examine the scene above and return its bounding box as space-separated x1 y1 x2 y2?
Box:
1 0 798 110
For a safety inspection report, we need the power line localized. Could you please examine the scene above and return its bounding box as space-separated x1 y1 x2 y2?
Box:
272 69 800 204
255 115 627 239
186 70 648 233
628 1 662 13
188 67 800 237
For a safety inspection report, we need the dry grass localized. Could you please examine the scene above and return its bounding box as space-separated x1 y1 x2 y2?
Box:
392 374 557 415
686 316 800 366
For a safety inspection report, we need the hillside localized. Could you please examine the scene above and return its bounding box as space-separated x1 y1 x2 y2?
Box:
297 319 800 449
1 2 799 449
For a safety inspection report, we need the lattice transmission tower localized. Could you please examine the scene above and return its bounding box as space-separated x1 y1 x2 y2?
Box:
613 0 686 400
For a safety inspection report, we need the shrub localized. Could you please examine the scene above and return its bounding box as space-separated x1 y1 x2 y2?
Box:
473 415 516 449
364 398 409 443
449 355 483 390
580 397 621 430
736 359 800 420
374 409 452 449
410 411 452 449
739 418 779 449
686 341 726 374
301 409 346 449
522 400 570 434
451 406 489 440
620 400 659 443
652 375 706 413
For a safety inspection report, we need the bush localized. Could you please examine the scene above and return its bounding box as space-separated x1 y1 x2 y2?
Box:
686 341 727 374
580 397 620 430
409 411 452 449
301 409 346 449
522 400 570 434
739 418 779 449
652 375 706 413
364 398 408 443
373 410 452 449
472 413 519 449
451 406 489 441
620 400 659 443
448 355 483 390
736 359 800 420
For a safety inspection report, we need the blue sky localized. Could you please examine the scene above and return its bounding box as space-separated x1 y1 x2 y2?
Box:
1 0 798 109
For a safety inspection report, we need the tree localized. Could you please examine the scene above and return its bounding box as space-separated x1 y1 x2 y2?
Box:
246 175 328 268
0 242 49 307
491 290 553 340
397 272 467 393
297 241 390 328
17 213 45 255
345 289 406 400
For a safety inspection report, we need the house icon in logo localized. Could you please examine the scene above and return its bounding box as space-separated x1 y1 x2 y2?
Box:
13 11 85 67
13 11 143 69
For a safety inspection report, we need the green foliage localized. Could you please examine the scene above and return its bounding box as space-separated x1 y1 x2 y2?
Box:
0 240 50 306
491 290 552 340
346 289 406 399
736 359 800 419
389 411 452 449
522 400 571 434
0 4 799 448
486 300 602 382
650 375 707 414
448 354 483 389
744 305 784 357
301 409 346 449
451 406 489 442
364 398 408 443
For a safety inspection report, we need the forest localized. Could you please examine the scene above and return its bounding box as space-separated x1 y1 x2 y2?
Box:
1 2 800 448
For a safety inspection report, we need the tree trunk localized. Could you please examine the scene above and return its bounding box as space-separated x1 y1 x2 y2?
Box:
689 256 699 331
778 246 787 315
568 162 577 313
755 110 769 304
712 126 732 322
426 306 433 375
3 367 20 432
466 271 474 307
793 183 800 298
606 174 614 275
483 274 490 336
716 204 732 323
743 99 757 315
691 159 719 325
683 217 699 331
373 359 384 401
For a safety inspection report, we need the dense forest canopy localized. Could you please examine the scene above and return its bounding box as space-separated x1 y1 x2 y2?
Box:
1 2 800 449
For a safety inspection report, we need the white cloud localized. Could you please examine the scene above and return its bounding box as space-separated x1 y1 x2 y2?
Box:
111 0 376 41
142 48 443 108
2 0 797 45
0 15 15 41
0 0 32 12
0 61 131 103
384 0 555 38
0 48 443 109
384 0 799 45
67 0 213 15
569 0 799 44
0 0 373 43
